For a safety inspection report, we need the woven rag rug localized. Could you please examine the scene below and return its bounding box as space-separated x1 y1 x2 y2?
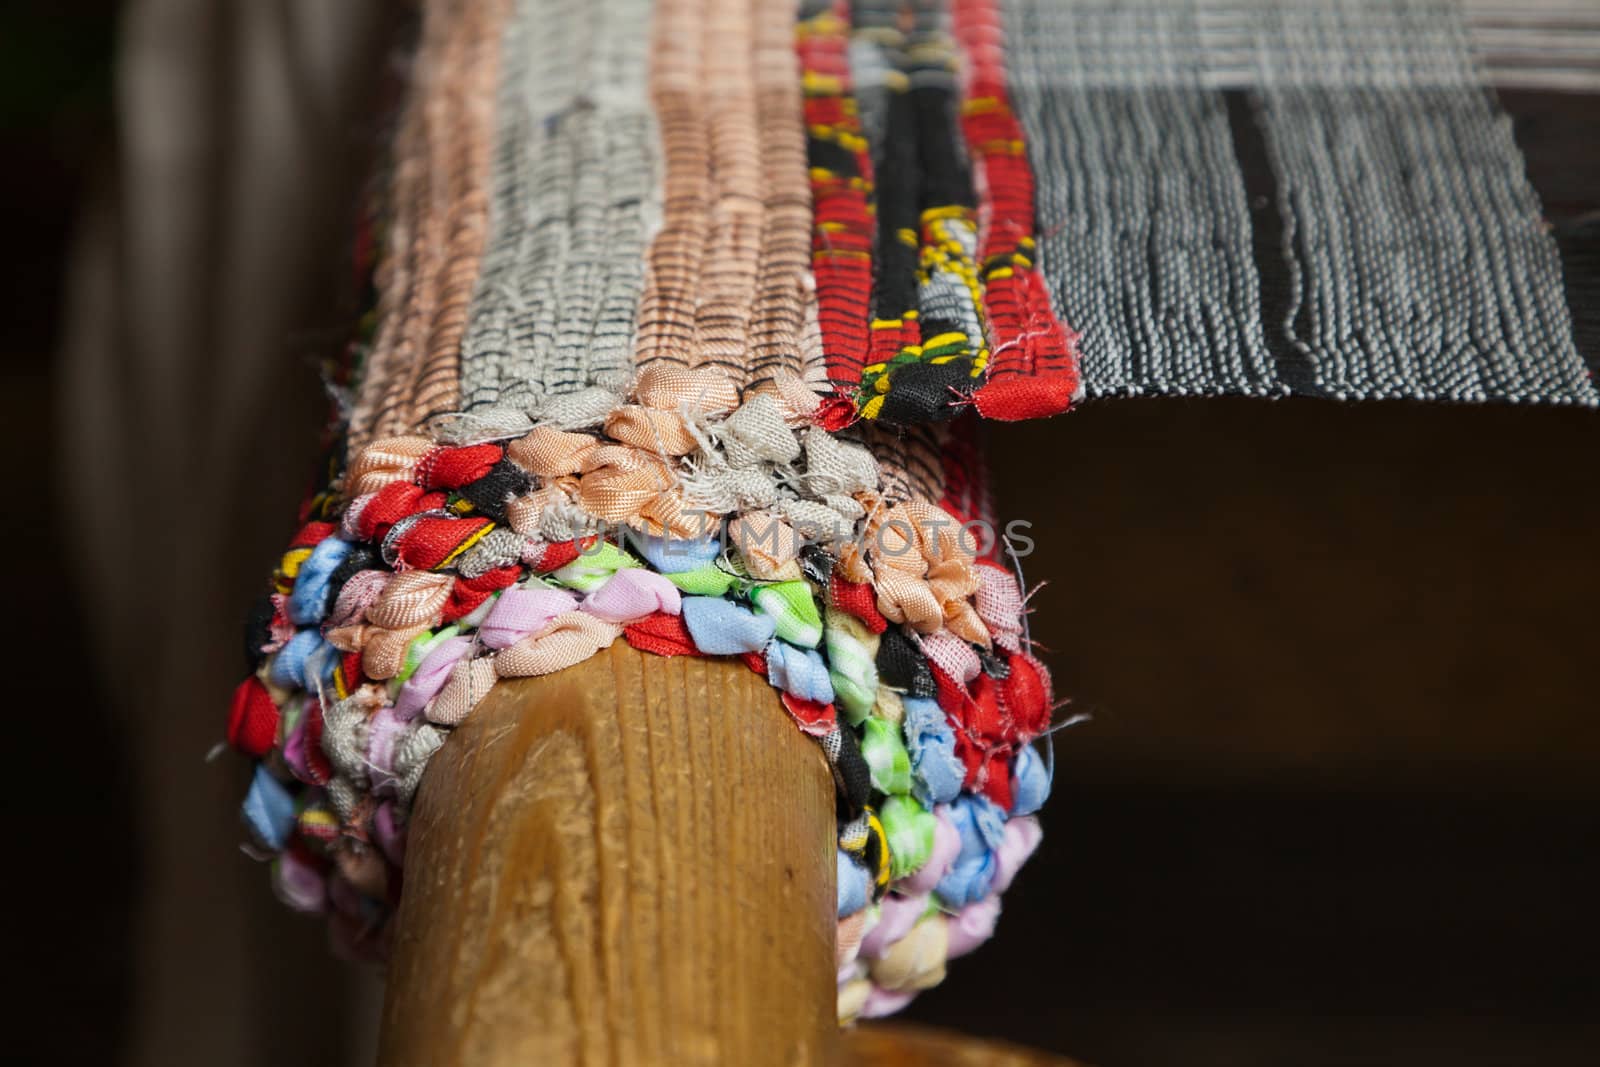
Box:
224 0 1599 1026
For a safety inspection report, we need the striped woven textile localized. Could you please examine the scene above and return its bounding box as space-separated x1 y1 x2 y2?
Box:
222 0 1599 1032
343 0 1599 432
1009 0 1597 404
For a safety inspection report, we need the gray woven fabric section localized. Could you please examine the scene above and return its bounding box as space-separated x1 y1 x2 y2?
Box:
460 0 658 413
1004 0 1596 406
1252 1 1595 404
1004 0 1280 398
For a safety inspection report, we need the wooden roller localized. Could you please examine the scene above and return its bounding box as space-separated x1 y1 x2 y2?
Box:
378 641 1080 1066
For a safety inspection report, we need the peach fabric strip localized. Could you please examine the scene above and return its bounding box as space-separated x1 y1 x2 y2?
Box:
346 5 438 452
635 0 810 395
746 0 812 394
410 0 505 424
692 0 762 382
634 0 708 370
350 0 506 452
362 0 456 446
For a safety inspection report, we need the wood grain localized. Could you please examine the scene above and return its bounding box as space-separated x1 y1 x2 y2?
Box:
842 1023 1089 1066
379 642 839 1066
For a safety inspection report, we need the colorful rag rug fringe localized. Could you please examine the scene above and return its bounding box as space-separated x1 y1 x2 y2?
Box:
228 0 1073 1023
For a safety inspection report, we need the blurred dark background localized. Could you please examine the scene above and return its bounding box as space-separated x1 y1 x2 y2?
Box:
7 4 1597 1066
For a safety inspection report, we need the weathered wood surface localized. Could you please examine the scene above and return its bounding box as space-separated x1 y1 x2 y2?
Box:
842 1023 1088 1066
379 642 838 1066
378 641 1084 1066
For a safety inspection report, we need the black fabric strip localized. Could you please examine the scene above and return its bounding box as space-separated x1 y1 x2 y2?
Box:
806 136 858 178
1222 88 1319 397
873 86 922 320
911 82 974 211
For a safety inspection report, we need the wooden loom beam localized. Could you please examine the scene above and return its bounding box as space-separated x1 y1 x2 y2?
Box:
378 641 1077 1066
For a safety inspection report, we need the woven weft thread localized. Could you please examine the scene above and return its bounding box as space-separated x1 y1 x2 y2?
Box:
230 0 1600 1035
799 0 876 395
1004 0 1280 398
1004 0 1596 405
634 0 815 394
951 0 1083 419
349 0 511 451
460 0 658 412
1253 0 1595 403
